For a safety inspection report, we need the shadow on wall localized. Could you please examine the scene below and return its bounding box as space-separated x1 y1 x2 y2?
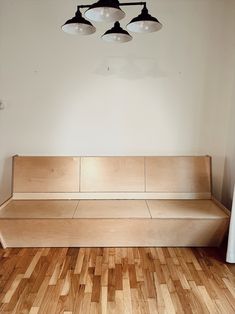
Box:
222 157 234 210
0 156 13 205
95 56 166 80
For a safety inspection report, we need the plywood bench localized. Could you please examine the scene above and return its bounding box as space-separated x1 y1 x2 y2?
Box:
0 156 230 248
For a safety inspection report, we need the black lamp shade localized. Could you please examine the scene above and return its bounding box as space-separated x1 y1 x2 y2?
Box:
102 21 132 43
127 5 162 33
62 8 96 35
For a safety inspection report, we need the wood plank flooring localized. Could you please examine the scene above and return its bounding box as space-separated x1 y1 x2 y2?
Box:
0 247 234 313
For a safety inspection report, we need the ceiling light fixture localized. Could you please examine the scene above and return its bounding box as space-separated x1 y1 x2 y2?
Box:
62 7 96 35
102 21 132 43
127 3 162 33
85 0 125 22
62 1 162 43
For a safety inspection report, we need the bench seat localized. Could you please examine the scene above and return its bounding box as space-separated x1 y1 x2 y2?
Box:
0 199 228 219
0 199 229 248
147 200 228 219
0 200 78 219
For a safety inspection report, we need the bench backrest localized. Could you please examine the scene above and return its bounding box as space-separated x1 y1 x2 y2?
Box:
12 156 211 199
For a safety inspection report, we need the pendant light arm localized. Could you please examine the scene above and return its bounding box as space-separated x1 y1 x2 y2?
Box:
77 4 91 9
76 2 147 10
119 2 146 7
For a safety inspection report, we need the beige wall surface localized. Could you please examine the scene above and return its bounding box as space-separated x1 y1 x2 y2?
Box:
0 0 235 205
198 0 235 206
222 57 235 209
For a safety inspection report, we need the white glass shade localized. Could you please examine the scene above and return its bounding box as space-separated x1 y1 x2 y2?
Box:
62 23 96 35
85 7 125 22
102 33 132 43
127 20 162 33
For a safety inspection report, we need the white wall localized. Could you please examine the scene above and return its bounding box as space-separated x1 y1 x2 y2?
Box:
222 16 235 209
198 0 235 201
0 0 235 205
222 88 235 208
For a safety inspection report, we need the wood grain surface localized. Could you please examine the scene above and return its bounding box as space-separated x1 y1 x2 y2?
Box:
145 156 211 193
80 157 145 192
13 157 80 193
0 247 234 313
74 200 150 218
0 200 79 219
0 218 228 247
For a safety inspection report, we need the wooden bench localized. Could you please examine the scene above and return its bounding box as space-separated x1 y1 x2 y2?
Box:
0 156 230 248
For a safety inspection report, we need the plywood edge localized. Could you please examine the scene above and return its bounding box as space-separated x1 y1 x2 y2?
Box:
0 217 229 221
14 155 211 157
12 155 18 195
211 196 231 216
208 155 213 194
13 155 80 158
216 219 230 247
0 232 7 249
0 197 13 211
13 155 20 193
12 192 212 200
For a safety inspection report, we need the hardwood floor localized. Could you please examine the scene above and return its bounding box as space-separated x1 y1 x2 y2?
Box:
0 247 234 313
